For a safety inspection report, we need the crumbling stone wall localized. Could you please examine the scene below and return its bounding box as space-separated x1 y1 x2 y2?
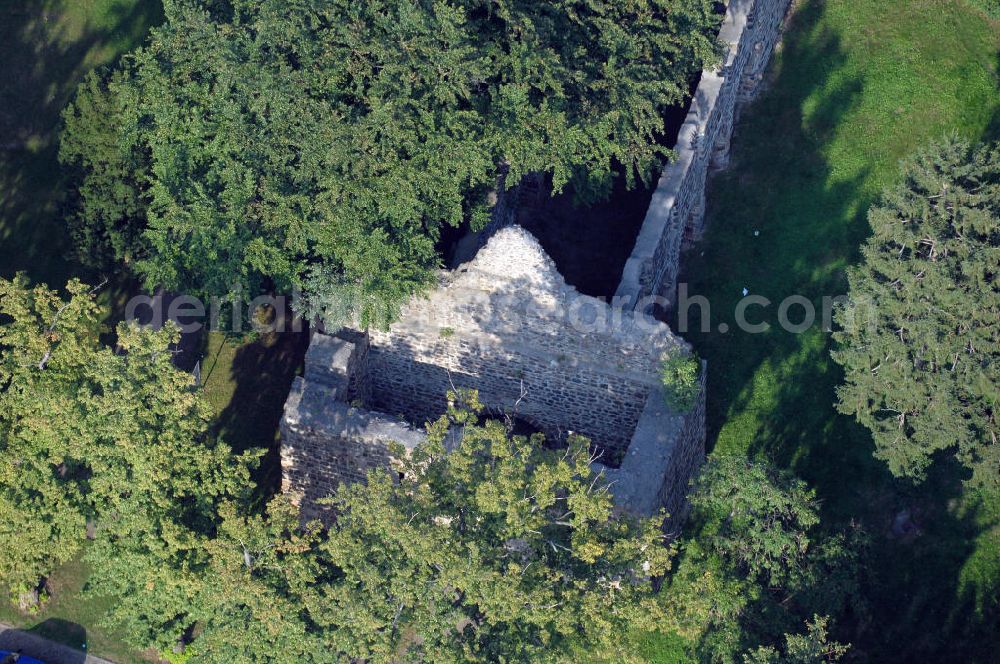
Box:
597 363 707 522
616 0 791 308
277 0 798 522
364 227 684 459
282 335 705 520
302 330 371 405
276 1 797 521
281 228 706 518
280 334 425 521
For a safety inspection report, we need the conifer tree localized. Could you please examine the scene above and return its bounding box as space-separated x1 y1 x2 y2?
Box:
833 137 1000 485
61 0 719 321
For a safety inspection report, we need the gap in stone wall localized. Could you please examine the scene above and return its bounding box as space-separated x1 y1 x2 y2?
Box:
513 171 655 299
434 71 708 296
500 75 701 299
482 409 627 466
435 217 473 270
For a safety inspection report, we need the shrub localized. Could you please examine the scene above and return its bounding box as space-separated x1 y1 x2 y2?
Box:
660 351 702 411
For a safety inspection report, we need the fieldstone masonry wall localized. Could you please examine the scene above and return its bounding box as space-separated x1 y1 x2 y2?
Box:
616 0 791 308
364 228 684 458
281 228 705 519
281 341 426 521
598 364 707 523
301 331 371 404
279 0 792 522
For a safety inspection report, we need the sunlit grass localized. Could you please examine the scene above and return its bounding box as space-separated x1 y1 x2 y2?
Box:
657 0 1000 660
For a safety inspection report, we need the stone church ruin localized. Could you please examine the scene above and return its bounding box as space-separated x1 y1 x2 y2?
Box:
280 0 791 522
281 226 706 520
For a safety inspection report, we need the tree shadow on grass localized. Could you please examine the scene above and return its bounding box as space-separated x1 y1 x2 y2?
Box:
0 0 163 291
870 465 999 662
208 327 310 504
0 618 87 663
673 0 1000 659
673 0 870 473
987 49 1000 143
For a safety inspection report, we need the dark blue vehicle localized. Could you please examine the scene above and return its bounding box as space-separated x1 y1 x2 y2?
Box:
0 651 47 664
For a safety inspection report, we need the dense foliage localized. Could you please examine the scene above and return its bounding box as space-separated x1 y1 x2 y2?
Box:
61 0 719 322
833 137 1000 485
0 280 861 660
0 282 674 661
661 456 862 662
744 616 849 664
0 276 250 608
94 391 672 662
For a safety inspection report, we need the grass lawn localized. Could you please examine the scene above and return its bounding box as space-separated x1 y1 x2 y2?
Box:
0 553 153 664
661 0 1000 660
198 329 310 501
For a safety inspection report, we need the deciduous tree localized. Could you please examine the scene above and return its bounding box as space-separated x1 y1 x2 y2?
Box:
0 276 251 614
744 616 849 664
110 391 673 662
661 456 861 663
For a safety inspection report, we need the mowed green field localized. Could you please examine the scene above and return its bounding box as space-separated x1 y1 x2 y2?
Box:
670 0 1000 660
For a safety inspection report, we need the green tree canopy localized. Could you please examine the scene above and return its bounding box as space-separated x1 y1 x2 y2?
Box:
96 391 672 662
320 398 672 662
0 277 98 602
0 276 251 609
661 456 862 663
687 455 819 585
833 137 1000 485
61 0 719 320
744 616 849 664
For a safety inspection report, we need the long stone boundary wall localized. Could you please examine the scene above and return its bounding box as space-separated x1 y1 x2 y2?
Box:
616 0 791 308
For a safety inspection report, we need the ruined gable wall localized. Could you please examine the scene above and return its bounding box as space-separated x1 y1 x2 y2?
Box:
366 336 653 458
275 1 802 523
364 227 686 459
